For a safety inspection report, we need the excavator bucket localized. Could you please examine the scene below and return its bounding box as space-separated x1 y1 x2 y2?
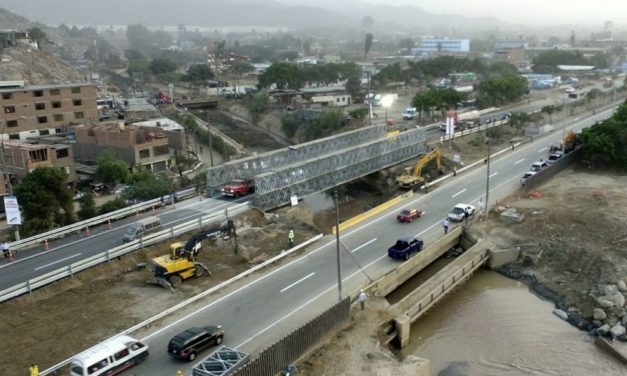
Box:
146 277 175 293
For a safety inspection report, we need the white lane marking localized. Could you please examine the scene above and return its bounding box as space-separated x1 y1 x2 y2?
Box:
34 253 82 271
235 252 388 349
514 158 525 165
2 198 247 268
351 238 377 253
489 172 498 178
452 188 467 198
415 221 441 238
537 147 547 153
280 272 315 293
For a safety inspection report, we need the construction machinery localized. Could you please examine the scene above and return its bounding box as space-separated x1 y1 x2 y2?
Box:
147 220 236 291
563 130 577 153
396 148 443 189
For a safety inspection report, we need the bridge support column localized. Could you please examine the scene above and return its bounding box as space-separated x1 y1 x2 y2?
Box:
395 314 411 348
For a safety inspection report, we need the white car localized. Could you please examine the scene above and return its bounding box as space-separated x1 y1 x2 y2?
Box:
547 152 563 165
402 107 417 120
564 87 575 93
530 160 549 172
520 171 537 185
448 204 476 222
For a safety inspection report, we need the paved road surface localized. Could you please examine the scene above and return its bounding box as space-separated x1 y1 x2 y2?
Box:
120 108 617 376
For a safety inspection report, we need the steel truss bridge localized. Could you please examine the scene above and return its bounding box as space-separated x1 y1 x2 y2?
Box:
206 125 429 209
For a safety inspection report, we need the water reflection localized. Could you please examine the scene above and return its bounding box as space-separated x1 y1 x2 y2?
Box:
403 271 626 376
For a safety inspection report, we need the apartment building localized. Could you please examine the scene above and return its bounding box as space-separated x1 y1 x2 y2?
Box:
0 140 76 195
74 123 178 172
0 82 97 141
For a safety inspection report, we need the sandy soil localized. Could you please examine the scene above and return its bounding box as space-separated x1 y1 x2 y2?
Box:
0 208 319 375
472 166 627 325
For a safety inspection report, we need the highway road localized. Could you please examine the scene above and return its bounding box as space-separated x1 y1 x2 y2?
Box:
116 107 617 376
0 196 247 289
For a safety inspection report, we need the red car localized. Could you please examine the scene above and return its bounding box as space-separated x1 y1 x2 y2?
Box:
397 209 424 223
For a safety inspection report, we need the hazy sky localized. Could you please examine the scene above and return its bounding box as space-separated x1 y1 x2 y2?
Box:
362 0 623 25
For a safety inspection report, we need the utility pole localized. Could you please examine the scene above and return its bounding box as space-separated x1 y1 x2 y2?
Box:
205 112 214 167
484 126 492 217
367 71 372 126
334 189 343 302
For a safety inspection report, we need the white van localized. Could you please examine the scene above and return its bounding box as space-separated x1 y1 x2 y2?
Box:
69 335 149 376
123 216 161 242
402 107 417 120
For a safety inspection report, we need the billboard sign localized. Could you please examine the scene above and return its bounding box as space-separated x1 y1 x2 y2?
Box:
3 195 21 225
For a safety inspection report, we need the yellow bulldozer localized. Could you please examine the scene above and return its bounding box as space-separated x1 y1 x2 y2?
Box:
147 220 236 291
396 148 444 189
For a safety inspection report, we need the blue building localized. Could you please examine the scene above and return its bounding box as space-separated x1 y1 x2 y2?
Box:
412 38 470 56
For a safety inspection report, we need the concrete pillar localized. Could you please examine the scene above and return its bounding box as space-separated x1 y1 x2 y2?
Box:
395 314 411 348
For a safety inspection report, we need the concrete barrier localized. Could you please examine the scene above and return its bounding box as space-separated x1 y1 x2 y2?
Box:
371 226 463 297
332 192 412 235
487 248 520 269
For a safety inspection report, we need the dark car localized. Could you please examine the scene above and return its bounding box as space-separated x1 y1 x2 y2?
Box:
167 325 225 361
397 209 424 223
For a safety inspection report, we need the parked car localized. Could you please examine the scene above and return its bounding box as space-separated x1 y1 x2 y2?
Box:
530 160 549 172
501 112 512 120
520 171 537 185
397 208 424 223
402 107 417 120
167 325 225 361
547 152 563 165
448 204 475 222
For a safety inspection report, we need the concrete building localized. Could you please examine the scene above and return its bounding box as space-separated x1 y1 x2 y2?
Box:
0 140 76 194
115 98 159 120
0 30 38 49
413 38 470 56
495 40 529 50
74 123 176 172
0 82 97 141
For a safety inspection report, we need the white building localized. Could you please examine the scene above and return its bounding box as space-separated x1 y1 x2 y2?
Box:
412 38 470 56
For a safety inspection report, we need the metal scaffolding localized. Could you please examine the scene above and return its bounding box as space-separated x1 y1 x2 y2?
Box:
192 346 249 376
206 125 386 194
252 128 429 209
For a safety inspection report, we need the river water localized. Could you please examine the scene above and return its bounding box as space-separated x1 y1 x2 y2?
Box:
403 271 627 376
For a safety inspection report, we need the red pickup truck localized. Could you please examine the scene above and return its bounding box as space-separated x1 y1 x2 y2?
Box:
220 179 255 197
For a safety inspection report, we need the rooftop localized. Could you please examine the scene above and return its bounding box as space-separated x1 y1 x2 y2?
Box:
132 118 184 132
0 82 93 93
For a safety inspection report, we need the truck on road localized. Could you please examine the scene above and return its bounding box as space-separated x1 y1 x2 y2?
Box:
220 178 255 198
388 237 424 261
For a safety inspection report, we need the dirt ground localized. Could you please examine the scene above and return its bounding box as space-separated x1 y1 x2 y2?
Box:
472 166 627 325
0 207 320 375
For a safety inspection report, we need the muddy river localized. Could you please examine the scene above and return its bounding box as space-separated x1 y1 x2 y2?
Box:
403 271 627 376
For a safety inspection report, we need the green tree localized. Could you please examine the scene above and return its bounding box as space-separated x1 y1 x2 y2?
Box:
14 167 74 235
126 170 175 201
281 112 301 139
28 27 49 46
477 74 528 107
77 192 97 220
302 109 346 141
244 91 269 124
541 105 557 122
581 103 627 167
182 64 214 85
127 57 150 75
149 57 177 75
258 62 303 89
99 198 127 215
96 150 131 185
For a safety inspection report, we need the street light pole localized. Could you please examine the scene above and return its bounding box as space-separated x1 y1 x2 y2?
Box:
484 126 492 217
206 112 214 167
333 189 343 302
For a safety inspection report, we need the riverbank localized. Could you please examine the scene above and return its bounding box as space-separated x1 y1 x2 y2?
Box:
472 166 627 338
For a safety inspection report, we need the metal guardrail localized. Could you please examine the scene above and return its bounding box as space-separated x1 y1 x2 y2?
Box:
39 231 324 376
8 187 197 252
0 202 251 304
439 118 509 143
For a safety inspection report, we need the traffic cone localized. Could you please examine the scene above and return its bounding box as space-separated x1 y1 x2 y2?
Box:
107 219 112 229
44 239 49 251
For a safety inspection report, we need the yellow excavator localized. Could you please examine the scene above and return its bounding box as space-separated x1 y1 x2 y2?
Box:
396 148 443 189
147 220 236 291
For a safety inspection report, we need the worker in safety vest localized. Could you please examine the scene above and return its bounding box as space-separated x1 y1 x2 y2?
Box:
288 230 295 248
30 364 39 376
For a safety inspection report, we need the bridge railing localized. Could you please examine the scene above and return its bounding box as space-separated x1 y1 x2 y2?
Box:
0 202 251 303
8 187 198 252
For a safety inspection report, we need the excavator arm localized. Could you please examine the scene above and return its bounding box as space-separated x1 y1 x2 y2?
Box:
180 220 236 260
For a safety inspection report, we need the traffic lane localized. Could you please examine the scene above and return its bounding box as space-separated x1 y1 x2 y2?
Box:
0 199 244 289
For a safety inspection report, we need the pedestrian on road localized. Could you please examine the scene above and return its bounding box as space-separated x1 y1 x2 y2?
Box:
511 141 515 150
484 157 488 165
1 241 10 259
424 182 429 193
453 167 457 177
464 208 470 225
288 230 295 248
442 219 450 234
30 364 39 376
358 290 367 310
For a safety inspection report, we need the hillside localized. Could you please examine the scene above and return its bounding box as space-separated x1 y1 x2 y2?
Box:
0 45 86 85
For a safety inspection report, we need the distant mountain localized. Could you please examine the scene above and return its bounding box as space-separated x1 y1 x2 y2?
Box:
0 0 352 28
0 0 501 30
0 6 34 29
